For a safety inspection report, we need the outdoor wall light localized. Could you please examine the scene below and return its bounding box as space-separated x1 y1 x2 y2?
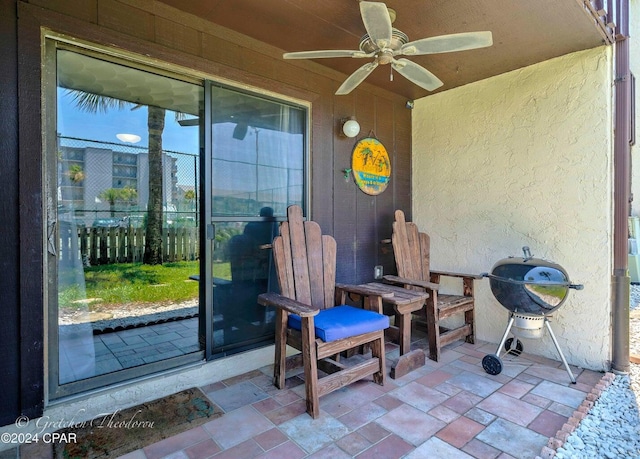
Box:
341 118 360 138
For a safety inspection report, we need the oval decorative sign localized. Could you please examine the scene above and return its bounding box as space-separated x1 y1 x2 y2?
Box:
351 137 391 195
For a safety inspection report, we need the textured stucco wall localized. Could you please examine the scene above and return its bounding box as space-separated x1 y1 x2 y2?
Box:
412 46 613 370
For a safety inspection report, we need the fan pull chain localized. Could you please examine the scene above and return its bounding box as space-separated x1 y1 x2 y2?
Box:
390 66 394 82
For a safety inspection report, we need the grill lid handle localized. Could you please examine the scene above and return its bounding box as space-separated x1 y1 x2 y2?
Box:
483 273 569 286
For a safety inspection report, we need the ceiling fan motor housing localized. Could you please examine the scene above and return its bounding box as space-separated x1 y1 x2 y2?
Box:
359 29 408 64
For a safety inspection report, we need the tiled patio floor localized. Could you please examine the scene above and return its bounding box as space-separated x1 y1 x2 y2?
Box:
116 326 602 459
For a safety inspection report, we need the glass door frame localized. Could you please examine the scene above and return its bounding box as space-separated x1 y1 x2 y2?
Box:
44 37 208 400
202 79 213 360
44 35 311 400
201 80 311 359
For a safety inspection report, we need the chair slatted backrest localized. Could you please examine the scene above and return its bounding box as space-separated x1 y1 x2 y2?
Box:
272 205 336 310
391 210 430 282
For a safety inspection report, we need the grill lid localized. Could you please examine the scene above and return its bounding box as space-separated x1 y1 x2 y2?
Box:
483 247 583 315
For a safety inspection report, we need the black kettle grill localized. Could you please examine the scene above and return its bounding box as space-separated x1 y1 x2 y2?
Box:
482 247 583 383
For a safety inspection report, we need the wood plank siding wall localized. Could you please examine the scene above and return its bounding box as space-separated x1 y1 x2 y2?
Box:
2 0 412 423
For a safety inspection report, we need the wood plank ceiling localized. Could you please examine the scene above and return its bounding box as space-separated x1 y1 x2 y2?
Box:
156 0 608 100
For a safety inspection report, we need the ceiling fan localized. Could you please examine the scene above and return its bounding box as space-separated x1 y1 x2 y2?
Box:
283 1 493 95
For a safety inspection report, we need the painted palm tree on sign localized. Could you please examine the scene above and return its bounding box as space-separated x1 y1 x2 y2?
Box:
68 90 167 265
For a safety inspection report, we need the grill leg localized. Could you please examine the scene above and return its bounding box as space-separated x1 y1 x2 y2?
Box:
495 313 516 358
544 318 576 384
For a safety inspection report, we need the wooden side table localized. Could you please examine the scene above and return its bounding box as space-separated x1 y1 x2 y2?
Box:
356 282 429 378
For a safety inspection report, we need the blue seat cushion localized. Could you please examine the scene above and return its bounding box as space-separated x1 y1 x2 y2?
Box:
288 305 389 342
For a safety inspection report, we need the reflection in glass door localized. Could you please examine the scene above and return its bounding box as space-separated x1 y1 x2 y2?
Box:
47 44 308 396
49 46 204 398
207 85 307 356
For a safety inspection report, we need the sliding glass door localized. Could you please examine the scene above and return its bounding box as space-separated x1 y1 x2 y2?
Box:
46 41 308 399
48 45 205 398
204 84 307 357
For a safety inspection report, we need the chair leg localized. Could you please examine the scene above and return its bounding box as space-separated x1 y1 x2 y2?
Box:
301 317 320 418
425 295 441 362
370 333 386 386
273 309 288 389
465 307 475 344
463 278 476 344
397 311 411 356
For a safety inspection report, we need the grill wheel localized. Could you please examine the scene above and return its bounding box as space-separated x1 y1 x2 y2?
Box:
504 338 523 356
482 354 503 375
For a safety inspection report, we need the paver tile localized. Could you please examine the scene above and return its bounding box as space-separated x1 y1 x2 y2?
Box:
338 402 387 430
278 413 349 454
498 379 534 399
255 440 306 459
389 381 450 412
207 380 269 412
405 437 475 458
184 439 221 459
476 418 549 459
447 372 503 397
203 405 273 450
530 380 586 408
355 434 413 459
527 409 567 437
335 431 373 457
477 392 542 426
462 438 502 459
253 428 288 451
436 416 485 448
143 426 210 459
443 390 483 414
375 405 446 446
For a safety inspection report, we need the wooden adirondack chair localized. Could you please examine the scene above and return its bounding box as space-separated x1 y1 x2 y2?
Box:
384 210 482 362
258 205 390 418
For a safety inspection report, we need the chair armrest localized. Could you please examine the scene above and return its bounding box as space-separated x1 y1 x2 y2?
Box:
382 275 439 291
336 283 394 299
257 292 319 317
430 270 483 280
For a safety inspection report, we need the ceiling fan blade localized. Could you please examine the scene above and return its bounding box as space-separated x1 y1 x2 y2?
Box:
283 50 373 60
335 61 379 95
400 31 493 56
360 1 392 48
391 58 443 91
